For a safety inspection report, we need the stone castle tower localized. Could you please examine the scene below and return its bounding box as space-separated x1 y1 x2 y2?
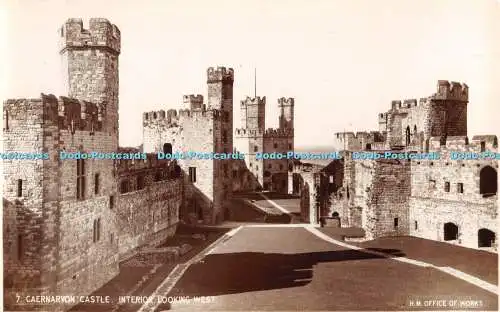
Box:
59 18 121 141
234 95 295 193
3 18 121 309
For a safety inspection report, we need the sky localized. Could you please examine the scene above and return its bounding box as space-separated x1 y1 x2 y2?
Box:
1 0 499 148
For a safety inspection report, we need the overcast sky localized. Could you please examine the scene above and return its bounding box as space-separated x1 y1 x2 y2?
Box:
1 0 499 148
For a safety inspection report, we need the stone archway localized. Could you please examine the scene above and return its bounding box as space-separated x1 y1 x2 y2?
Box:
444 222 458 241
478 228 495 248
479 166 497 197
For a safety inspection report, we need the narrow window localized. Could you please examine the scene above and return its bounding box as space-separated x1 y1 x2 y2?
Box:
109 195 114 209
414 221 418 230
189 167 197 183
444 182 450 192
329 176 334 184
93 218 101 243
120 180 128 194
274 143 278 148
254 145 258 152
94 173 100 195
457 183 464 193
110 233 114 244
137 174 145 190
76 159 85 199
17 179 22 197
288 143 292 150
224 164 228 177
222 130 227 144
394 218 399 228
480 141 486 152
4 109 8 130
232 170 237 178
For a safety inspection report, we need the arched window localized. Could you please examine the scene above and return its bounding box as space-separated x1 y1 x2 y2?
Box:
413 125 417 135
444 222 458 241
479 166 497 197
163 143 172 154
478 228 495 248
332 211 339 218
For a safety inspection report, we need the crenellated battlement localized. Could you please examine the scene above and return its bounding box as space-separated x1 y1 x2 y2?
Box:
234 127 294 138
391 98 422 110
432 80 468 102
241 96 266 106
277 97 295 106
264 128 294 138
59 18 120 55
207 67 234 83
4 94 103 133
334 131 385 141
143 107 224 128
427 135 498 153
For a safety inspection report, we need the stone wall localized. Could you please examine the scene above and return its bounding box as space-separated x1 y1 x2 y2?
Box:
410 141 498 251
117 176 182 260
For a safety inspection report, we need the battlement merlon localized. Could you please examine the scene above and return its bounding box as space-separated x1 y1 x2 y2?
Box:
277 97 295 106
59 18 121 55
240 96 266 107
432 80 468 102
183 94 204 110
207 67 234 83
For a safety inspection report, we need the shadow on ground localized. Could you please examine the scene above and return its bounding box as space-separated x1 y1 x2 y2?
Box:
167 249 405 297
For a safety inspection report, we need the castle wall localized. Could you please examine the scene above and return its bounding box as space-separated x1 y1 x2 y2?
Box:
117 168 182 260
410 138 498 251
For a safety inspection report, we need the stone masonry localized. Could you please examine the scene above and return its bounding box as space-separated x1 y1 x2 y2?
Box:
233 96 294 194
294 80 498 253
2 18 184 311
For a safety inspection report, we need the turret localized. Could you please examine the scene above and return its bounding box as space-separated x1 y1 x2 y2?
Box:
278 97 294 130
240 96 266 130
59 18 120 141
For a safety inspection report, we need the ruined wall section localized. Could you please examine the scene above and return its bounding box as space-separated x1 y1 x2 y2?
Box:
368 159 411 238
410 136 497 251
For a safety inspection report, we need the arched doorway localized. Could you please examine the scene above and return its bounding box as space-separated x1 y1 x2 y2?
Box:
479 166 497 197
444 222 459 241
478 228 495 247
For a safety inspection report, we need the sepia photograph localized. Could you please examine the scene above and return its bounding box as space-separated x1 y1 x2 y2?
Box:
1 0 499 311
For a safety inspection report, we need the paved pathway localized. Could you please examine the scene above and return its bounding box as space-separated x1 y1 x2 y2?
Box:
138 199 498 312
